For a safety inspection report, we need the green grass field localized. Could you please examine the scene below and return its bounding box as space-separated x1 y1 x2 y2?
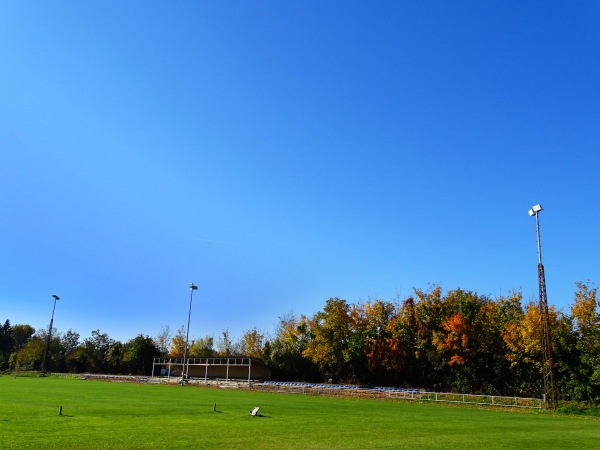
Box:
1 376 599 449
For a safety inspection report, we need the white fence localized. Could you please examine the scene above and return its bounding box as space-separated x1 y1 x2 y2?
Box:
417 391 542 408
253 381 543 409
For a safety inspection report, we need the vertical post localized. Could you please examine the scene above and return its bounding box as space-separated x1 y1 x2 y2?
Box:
182 283 198 384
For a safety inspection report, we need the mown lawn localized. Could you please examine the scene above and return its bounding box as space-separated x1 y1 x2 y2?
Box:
1 376 599 449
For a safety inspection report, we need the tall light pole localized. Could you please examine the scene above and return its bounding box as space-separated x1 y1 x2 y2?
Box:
528 204 556 409
41 294 60 375
181 282 198 384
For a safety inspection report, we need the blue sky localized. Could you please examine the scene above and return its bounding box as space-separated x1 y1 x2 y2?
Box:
1 1 599 344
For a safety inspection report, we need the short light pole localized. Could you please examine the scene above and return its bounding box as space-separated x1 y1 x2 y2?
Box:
41 294 60 375
528 204 556 409
181 283 198 384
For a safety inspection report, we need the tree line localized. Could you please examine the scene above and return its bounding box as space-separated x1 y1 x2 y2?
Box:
1 281 598 402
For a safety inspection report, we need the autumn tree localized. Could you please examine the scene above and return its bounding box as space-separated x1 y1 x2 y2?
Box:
303 298 353 382
551 310 579 400
169 326 186 356
155 325 173 355
432 289 502 393
240 327 265 358
499 292 526 370
474 298 515 395
385 297 419 386
413 285 447 388
366 301 396 372
347 300 395 383
263 313 318 381
215 329 240 356
502 302 549 397
433 313 471 367
570 281 600 400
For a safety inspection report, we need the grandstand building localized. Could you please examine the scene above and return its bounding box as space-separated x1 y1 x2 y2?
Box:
151 356 271 382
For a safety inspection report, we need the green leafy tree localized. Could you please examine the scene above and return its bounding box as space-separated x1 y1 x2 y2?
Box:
11 324 35 351
34 328 62 372
188 336 215 357
14 335 45 371
106 341 124 373
81 330 115 373
58 329 80 372
0 320 15 370
6 324 36 371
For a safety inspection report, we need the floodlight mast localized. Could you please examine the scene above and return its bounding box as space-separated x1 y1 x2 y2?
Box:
529 205 556 410
41 295 60 375
181 283 198 384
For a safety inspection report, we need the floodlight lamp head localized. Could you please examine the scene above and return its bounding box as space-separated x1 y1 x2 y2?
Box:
189 283 198 291
528 204 543 216
52 295 60 300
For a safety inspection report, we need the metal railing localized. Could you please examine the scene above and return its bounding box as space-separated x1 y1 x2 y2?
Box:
253 382 543 409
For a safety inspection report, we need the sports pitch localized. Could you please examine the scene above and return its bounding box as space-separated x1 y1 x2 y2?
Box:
1 376 599 449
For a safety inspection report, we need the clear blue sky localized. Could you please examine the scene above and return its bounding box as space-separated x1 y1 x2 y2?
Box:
1 1 599 344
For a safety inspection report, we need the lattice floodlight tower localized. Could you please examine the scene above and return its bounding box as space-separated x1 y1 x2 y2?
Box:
528 204 556 410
